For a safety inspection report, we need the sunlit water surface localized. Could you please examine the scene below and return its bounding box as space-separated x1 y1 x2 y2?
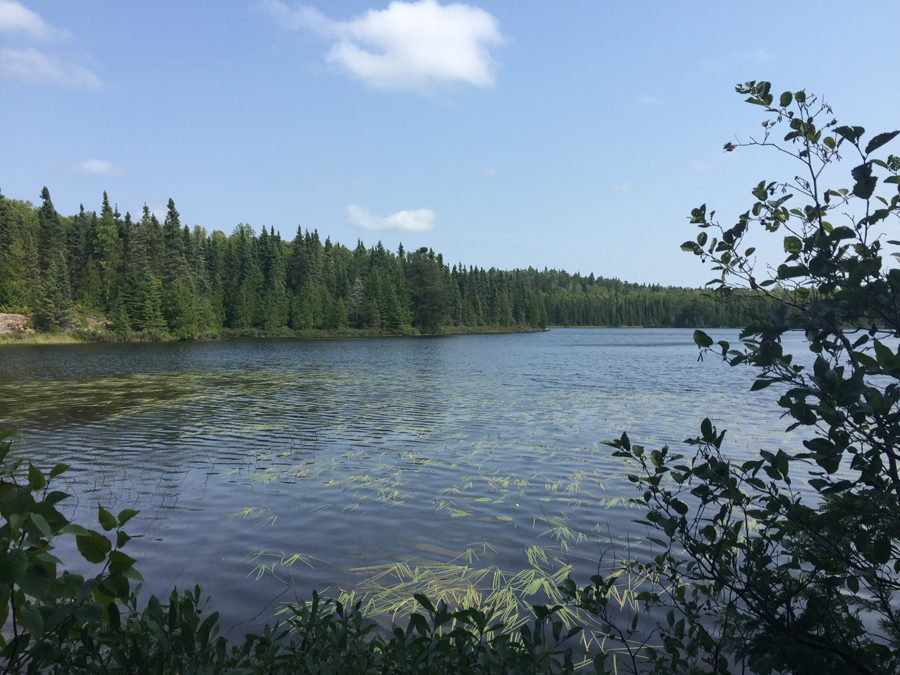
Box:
0 328 809 637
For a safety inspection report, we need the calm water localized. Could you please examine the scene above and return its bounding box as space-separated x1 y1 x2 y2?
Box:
0 328 804 635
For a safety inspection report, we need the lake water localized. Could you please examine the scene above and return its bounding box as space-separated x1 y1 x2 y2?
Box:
0 328 805 641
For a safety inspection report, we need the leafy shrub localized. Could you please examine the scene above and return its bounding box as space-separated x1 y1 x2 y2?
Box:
571 82 900 674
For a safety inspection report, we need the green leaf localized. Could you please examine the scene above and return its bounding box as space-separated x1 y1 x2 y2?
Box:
874 340 895 369
98 505 116 532
61 524 91 537
19 563 50 598
873 537 892 565
29 513 52 539
117 509 139 527
779 91 793 108
835 125 864 144
823 136 836 150
108 551 136 575
414 593 436 612
846 576 860 594
74 602 104 623
76 532 111 564
777 264 808 279
0 550 28 584
18 603 44 636
28 463 46 490
783 236 802 253
693 330 713 348
48 463 69 479
852 162 878 200
865 131 899 155
670 499 688 515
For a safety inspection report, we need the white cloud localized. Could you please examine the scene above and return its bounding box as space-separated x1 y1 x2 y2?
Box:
0 0 67 40
346 204 435 232
482 168 497 178
0 48 102 88
743 48 775 63
259 0 504 92
611 183 631 193
78 160 125 176
636 95 660 105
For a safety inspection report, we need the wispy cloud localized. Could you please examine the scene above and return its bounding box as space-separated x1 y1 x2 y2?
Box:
482 168 497 178
258 0 504 92
743 48 775 64
0 0 68 41
346 204 435 231
0 48 102 88
78 160 125 176
611 183 631 193
636 95 660 105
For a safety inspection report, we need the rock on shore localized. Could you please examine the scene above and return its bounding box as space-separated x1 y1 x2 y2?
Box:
0 313 33 334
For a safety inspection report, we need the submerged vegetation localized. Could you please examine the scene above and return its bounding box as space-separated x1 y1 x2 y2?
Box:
0 188 772 343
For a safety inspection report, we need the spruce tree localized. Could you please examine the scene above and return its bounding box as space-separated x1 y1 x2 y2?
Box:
37 187 65 275
33 249 73 331
94 192 123 311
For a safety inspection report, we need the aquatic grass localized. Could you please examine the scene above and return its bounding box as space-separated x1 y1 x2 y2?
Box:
3 344 798 666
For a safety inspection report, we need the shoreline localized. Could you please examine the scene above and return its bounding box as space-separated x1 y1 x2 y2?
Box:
0 323 548 347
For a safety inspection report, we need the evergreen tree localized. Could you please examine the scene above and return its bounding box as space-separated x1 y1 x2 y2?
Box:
0 193 39 311
406 248 448 334
37 187 65 275
33 249 73 331
94 192 123 310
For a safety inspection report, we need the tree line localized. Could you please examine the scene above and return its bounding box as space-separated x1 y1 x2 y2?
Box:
0 188 772 337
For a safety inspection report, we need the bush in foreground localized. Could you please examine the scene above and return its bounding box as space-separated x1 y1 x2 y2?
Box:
573 83 900 674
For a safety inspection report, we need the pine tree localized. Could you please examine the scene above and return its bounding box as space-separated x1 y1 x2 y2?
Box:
110 292 132 335
33 249 73 331
37 187 65 275
137 272 167 333
348 277 365 327
0 193 39 311
94 192 123 311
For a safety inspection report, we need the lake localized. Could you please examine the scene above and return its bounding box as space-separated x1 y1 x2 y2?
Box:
0 328 803 643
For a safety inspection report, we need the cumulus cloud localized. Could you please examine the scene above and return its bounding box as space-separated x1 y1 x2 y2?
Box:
259 0 504 92
78 160 125 176
0 0 67 40
0 48 102 88
636 95 660 105
346 204 435 232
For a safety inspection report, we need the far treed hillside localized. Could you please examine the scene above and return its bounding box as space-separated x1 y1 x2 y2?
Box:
0 188 772 337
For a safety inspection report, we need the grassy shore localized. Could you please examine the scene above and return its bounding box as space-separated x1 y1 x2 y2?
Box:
0 324 545 346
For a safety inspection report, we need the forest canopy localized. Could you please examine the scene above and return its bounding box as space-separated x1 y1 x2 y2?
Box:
0 189 771 337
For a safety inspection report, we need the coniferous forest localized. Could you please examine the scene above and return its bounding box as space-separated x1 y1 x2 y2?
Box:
0 188 771 338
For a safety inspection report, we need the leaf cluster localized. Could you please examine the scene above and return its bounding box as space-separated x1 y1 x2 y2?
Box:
591 82 900 674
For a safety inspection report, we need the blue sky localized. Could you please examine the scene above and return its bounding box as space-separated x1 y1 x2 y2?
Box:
2 1 898 286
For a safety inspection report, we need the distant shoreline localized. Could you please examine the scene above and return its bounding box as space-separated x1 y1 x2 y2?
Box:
0 316 547 347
